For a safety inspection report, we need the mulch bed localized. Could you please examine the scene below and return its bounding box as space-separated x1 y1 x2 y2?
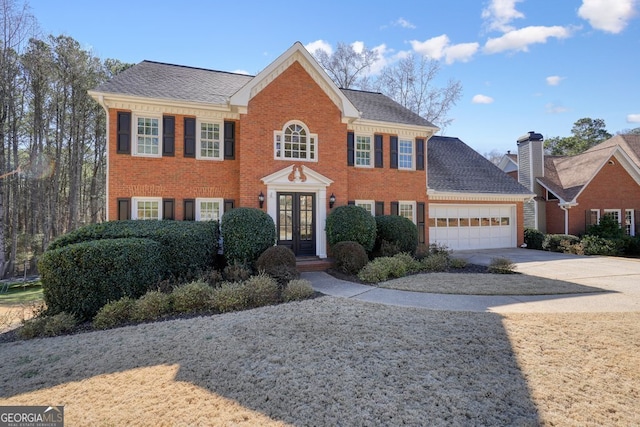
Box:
326 263 489 284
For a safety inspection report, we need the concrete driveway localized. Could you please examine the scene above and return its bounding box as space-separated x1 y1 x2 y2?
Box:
453 248 640 313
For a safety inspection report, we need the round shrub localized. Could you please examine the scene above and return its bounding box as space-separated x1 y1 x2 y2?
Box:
221 208 276 265
244 274 280 308
40 238 165 321
581 235 622 256
422 252 450 272
18 312 77 339
331 241 369 275
282 279 315 302
542 234 580 252
374 215 418 256
131 290 173 322
171 281 214 313
357 256 407 283
325 205 376 252
211 282 249 313
255 246 299 285
488 257 516 274
524 228 544 250
92 297 135 330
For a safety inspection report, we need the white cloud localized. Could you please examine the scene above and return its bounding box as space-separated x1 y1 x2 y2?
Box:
545 102 569 114
482 0 525 32
484 26 572 54
546 75 564 86
627 114 640 123
578 0 637 34
368 44 391 75
472 94 495 104
411 35 479 64
305 40 332 56
394 17 416 29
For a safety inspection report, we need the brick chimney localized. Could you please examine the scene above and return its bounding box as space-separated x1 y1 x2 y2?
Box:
517 131 545 231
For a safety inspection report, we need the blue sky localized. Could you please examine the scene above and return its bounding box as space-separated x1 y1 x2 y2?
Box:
28 0 639 155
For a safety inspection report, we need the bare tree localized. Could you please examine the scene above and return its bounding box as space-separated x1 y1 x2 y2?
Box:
312 42 378 89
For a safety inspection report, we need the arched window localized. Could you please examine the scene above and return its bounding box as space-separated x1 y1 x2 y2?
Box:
274 121 317 161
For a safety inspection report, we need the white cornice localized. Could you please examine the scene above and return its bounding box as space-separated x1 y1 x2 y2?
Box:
427 189 533 202
349 119 437 138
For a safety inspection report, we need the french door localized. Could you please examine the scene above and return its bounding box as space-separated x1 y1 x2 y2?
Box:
277 192 315 256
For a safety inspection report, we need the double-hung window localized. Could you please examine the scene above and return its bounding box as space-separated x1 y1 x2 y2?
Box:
274 121 317 161
197 121 223 160
625 209 635 236
603 209 621 225
132 197 162 220
398 139 414 170
355 200 375 216
399 201 416 224
355 135 372 167
134 115 161 157
196 198 223 221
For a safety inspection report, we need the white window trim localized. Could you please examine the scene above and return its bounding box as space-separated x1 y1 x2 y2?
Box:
399 200 417 224
196 119 224 161
398 137 415 171
273 120 318 162
355 134 374 168
603 209 621 224
196 198 224 221
132 114 162 158
132 197 162 220
355 200 375 216
625 209 635 236
590 209 601 223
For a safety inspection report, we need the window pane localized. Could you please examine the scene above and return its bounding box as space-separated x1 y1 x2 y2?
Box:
136 117 159 154
399 140 413 169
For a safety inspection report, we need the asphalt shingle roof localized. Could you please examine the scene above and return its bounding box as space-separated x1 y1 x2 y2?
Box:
340 89 436 128
428 136 532 194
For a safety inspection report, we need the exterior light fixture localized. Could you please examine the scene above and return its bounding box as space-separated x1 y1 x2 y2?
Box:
329 193 336 208
258 191 265 208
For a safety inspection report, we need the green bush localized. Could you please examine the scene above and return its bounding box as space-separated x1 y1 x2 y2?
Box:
40 238 165 320
325 205 377 252
48 220 220 280
172 281 214 313
211 282 249 313
331 241 369 275
622 236 640 256
282 279 315 302
422 252 450 272
524 228 545 250
18 312 77 339
449 257 468 269
221 208 276 266
587 214 624 239
255 246 299 285
392 252 422 274
357 256 407 283
542 234 580 252
488 257 516 274
263 265 300 288
581 235 622 256
131 290 173 322
244 274 280 308
374 215 418 256
559 239 584 255
93 297 135 330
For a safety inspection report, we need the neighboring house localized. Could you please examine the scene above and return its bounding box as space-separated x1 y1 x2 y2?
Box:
89 42 532 256
499 132 640 236
497 151 518 181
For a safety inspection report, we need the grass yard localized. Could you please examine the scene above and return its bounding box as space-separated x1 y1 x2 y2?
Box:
0 281 43 332
0 281 43 304
1 297 638 426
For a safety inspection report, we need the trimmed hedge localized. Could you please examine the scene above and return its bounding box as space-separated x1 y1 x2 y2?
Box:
325 205 377 252
374 215 418 255
524 228 544 250
40 238 165 320
221 208 276 266
542 234 580 252
48 220 219 279
331 241 369 275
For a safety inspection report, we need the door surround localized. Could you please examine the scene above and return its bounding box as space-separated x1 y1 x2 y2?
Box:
261 164 333 258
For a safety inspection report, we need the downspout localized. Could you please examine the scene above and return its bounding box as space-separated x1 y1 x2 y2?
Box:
559 205 570 235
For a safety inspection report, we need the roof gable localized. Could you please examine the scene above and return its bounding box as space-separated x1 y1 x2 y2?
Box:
230 42 360 119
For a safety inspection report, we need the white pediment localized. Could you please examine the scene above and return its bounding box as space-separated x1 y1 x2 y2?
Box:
261 164 333 188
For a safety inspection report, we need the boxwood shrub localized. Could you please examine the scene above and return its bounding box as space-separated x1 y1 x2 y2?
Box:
48 220 219 279
331 241 369 275
325 205 377 252
542 234 580 252
524 228 544 250
374 215 418 256
221 208 276 266
40 238 165 320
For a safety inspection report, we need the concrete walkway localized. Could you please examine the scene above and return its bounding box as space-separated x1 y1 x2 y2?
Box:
302 248 640 313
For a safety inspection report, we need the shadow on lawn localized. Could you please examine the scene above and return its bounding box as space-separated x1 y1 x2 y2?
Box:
0 298 541 425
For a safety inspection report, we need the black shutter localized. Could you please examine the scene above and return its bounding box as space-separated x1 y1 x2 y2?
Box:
390 136 398 169
375 134 383 168
224 121 235 160
375 201 384 216
184 199 195 221
416 138 425 171
391 201 399 216
117 198 131 220
163 199 175 220
116 112 131 154
348 200 355 205
184 118 196 158
162 116 175 156
224 199 235 213
417 202 426 244
347 132 354 166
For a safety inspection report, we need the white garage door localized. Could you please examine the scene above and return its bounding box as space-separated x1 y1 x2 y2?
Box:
429 205 516 250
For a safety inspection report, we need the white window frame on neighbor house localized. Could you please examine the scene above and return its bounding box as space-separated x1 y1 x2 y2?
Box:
590 209 601 224
398 138 414 170
625 209 635 236
196 120 223 160
399 201 416 224
355 134 373 167
132 197 162 220
355 200 375 216
196 198 224 221
133 114 162 157
603 209 621 225
273 120 318 162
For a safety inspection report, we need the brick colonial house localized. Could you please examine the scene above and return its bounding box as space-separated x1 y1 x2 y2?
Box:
501 132 640 236
89 42 532 256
